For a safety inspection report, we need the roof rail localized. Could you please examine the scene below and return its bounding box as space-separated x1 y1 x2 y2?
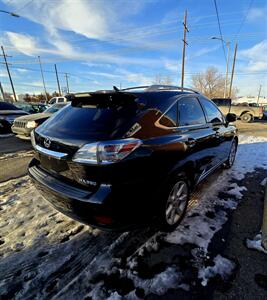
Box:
121 85 200 94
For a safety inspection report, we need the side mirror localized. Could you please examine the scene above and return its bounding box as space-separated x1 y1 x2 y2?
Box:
226 113 237 123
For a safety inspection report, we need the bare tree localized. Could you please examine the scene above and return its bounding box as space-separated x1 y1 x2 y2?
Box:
191 67 238 99
153 74 173 85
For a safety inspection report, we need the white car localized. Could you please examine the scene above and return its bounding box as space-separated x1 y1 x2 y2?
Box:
48 96 68 105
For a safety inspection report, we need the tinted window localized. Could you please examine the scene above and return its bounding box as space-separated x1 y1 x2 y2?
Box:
57 98 65 103
159 104 177 127
40 103 138 136
200 98 224 124
178 97 206 126
0 102 19 110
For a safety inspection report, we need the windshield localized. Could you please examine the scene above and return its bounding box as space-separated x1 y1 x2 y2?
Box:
45 103 66 113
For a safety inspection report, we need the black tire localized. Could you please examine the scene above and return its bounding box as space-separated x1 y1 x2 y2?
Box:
224 139 237 169
241 113 253 123
158 173 190 231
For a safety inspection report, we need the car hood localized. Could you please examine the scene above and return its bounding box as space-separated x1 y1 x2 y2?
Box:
0 110 28 115
15 112 52 121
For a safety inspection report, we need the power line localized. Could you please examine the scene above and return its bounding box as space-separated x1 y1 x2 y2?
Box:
213 0 227 61
233 0 255 41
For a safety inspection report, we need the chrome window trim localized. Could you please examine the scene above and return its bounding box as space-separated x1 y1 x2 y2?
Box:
155 94 207 130
35 144 68 160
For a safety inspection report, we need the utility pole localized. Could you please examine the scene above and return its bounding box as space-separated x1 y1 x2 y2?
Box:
54 64 62 96
38 56 48 102
224 42 230 98
228 42 238 99
257 84 262 105
0 81 5 100
1 46 17 101
181 10 189 90
65 73 70 94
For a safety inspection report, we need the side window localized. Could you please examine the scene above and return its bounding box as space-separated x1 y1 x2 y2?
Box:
159 103 177 127
178 97 206 126
49 98 56 104
58 98 64 103
200 98 224 124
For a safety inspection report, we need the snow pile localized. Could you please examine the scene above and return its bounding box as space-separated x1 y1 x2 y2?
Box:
246 233 267 255
199 254 235 286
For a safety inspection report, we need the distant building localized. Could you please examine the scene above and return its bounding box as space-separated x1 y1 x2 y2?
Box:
233 96 267 106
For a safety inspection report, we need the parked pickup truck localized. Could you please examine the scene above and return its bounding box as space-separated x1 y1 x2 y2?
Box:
212 98 264 123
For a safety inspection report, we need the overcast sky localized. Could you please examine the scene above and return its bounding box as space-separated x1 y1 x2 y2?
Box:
0 0 266 97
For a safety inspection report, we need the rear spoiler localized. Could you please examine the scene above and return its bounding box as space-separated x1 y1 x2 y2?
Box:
67 91 138 108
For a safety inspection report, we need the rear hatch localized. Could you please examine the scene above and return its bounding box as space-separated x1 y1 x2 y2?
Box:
34 91 144 185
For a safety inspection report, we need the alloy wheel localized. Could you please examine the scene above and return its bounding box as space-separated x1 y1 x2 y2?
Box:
165 181 188 225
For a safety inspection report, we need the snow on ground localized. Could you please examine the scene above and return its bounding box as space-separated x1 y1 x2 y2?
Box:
246 233 267 255
1 135 267 299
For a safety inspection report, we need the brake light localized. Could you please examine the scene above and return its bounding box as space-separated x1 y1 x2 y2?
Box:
73 138 142 164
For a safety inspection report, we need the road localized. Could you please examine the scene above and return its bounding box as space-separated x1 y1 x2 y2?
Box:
0 135 32 154
236 120 267 137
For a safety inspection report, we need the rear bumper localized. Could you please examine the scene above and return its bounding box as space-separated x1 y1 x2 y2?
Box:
28 161 154 230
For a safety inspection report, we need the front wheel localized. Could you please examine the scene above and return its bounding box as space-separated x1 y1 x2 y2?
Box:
241 113 253 123
159 175 190 231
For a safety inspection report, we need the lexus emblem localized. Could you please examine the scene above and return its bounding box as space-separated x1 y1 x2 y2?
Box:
44 137 51 148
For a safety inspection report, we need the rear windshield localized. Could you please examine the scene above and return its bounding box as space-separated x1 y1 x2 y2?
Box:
40 102 138 136
0 102 19 110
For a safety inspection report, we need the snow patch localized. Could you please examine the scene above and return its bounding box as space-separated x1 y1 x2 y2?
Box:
199 255 235 286
246 233 267 255
261 178 267 186
227 183 247 200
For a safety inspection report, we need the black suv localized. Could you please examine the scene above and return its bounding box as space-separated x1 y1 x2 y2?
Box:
28 85 237 231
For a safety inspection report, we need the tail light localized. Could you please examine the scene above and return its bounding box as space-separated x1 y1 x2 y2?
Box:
73 138 142 165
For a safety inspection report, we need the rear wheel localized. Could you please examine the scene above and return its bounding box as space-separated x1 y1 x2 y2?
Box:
159 174 190 231
241 113 253 123
225 139 237 168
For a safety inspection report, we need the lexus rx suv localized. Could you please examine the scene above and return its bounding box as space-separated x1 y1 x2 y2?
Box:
28 85 238 231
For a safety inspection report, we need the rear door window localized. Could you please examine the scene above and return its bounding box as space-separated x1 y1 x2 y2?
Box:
178 97 206 126
200 98 224 124
159 103 177 127
57 98 65 103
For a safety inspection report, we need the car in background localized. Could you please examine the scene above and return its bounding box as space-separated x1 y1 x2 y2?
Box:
12 103 67 140
0 101 29 134
15 102 48 114
212 98 264 122
261 105 267 120
29 85 238 231
48 96 68 105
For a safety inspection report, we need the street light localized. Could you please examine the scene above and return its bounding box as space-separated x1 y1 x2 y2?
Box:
211 36 230 98
0 9 20 17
